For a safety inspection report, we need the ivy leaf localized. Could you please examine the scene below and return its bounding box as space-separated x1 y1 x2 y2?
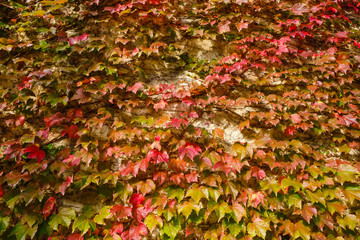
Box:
179 143 201 161
161 218 181 239
287 194 302 209
247 216 270 238
24 145 46 163
67 233 84 240
301 204 317 223
343 186 360 204
121 222 148 240
294 221 311 240
72 215 96 235
147 149 169 163
186 184 208 204
49 207 76 231
93 206 111 225
285 126 296 136
232 202 246 223
61 125 79 139
11 223 37 240
127 82 144 93
144 214 163 232
42 197 56 219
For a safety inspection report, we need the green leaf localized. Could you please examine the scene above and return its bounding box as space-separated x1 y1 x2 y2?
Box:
49 207 75 231
343 186 360 204
305 190 326 206
186 184 208 204
294 221 311 240
214 201 231 220
166 186 185 201
72 215 96 235
144 214 163 232
0 216 10 234
335 164 359 184
161 218 181 239
247 216 270 238
337 214 358 230
93 206 111 225
178 201 201 219
287 193 302 209
11 223 37 240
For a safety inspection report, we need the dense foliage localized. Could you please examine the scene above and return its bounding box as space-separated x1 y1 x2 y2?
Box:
0 0 360 239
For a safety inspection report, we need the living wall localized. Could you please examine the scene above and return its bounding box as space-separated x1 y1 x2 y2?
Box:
0 0 360 239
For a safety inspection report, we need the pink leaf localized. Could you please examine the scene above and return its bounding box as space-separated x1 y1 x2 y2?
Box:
127 82 144 93
179 143 201 161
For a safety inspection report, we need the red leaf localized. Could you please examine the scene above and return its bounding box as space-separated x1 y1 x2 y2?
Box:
42 197 56 219
111 204 132 220
133 199 154 222
147 149 169 163
153 171 167 185
24 145 46 162
67 233 84 240
130 193 145 207
285 126 296 136
0 185 3 198
179 143 201 161
61 125 79 139
110 223 124 237
185 171 198 183
121 222 148 240
336 114 358 126
44 112 64 128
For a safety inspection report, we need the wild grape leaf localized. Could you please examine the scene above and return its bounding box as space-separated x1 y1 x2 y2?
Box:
72 215 96 235
154 99 167 112
178 201 201 219
42 197 56 219
24 145 46 162
179 143 201 161
49 208 76 231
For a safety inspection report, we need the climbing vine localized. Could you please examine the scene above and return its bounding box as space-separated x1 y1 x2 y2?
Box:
0 0 360 239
